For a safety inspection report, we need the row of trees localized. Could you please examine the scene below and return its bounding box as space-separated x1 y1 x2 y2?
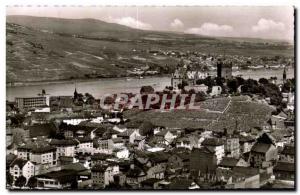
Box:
7 173 37 189
195 76 284 106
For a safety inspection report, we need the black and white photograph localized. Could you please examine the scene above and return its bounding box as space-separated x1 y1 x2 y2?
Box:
5 5 295 190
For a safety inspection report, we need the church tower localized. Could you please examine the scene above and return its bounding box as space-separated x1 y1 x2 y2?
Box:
74 82 78 100
283 66 287 83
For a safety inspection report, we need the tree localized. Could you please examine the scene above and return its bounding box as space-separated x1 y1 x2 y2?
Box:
140 86 154 94
259 78 269 85
178 80 188 90
6 172 13 187
227 79 238 93
27 177 37 189
15 176 26 188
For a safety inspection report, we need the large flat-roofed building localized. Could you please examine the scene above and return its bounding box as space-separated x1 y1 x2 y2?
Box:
15 96 47 109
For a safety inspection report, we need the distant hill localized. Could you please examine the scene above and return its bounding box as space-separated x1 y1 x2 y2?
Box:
6 15 294 83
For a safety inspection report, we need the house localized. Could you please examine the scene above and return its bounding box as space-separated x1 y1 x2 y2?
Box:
112 137 125 148
239 135 256 154
76 137 93 154
279 145 294 163
125 164 147 186
91 153 114 167
59 156 76 166
35 169 78 189
168 152 190 172
49 139 78 157
269 114 286 130
175 135 199 150
224 167 260 189
145 152 170 179
17 142 57 168
9 158 35 182
210 86 222 96
27 123 58 139
168 178 200 189
155 129 175 145
94 138 114 154
60 123 97 139
225 137 240 158
201 138 225 164
273 162 295 182
91 164 116 188
114 147 129 159
140 178 162 189
218 157 249 170
185 84 208 94
190 147 217 179
249 133 278 168
133 136 146 150
30 145 57 168
117 129 140 144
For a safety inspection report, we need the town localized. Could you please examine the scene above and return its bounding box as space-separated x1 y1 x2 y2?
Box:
6 57 295 190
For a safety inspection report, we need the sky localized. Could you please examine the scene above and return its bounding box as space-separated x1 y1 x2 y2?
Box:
6 6 294 41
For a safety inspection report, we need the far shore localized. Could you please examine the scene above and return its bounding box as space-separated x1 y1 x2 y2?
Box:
6 74 172 88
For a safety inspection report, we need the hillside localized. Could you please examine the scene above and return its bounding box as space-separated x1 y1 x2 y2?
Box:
6 15 294 83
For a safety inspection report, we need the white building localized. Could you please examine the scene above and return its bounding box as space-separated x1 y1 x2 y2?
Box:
211 86 222 96
10 158 35 182
202 138 225 164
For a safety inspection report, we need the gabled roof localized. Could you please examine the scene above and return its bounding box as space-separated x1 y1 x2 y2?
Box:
256 133 276 145
281 145 295 156
239 135 256 143
6 153 17 166
63 162 87 172
251 142 272 153
147 152 170 164
37 170 78 184
91 165 109 172
156 129 171 137
175 152 190 161
49 139 79 146
76 136 93 143
91 153 114 160
10 158 29 168
134 136 146 141
18 141 56 153
219 157 239 168
31 145 56 153
192 146 215 154
274 162 295 172
126 166 145 177
232 166 259 177
202 138 224 146
28 123 58 138
118 129 137 137
169 178 195 189
112 137 124 143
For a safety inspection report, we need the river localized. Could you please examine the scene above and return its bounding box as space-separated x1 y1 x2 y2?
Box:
6 68 294 101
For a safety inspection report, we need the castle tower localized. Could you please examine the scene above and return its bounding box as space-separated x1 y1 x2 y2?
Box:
217 59 222 78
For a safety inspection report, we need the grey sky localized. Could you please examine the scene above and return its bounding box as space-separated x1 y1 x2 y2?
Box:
6 6 294 41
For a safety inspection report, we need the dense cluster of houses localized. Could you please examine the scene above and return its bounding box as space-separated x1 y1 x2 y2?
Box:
6 99 295 189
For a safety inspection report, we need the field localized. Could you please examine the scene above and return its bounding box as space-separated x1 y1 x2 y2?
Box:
124 96 275 131
208 96 275 133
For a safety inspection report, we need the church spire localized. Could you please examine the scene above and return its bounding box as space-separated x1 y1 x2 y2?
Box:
283 66 287 83
74 81 78 99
